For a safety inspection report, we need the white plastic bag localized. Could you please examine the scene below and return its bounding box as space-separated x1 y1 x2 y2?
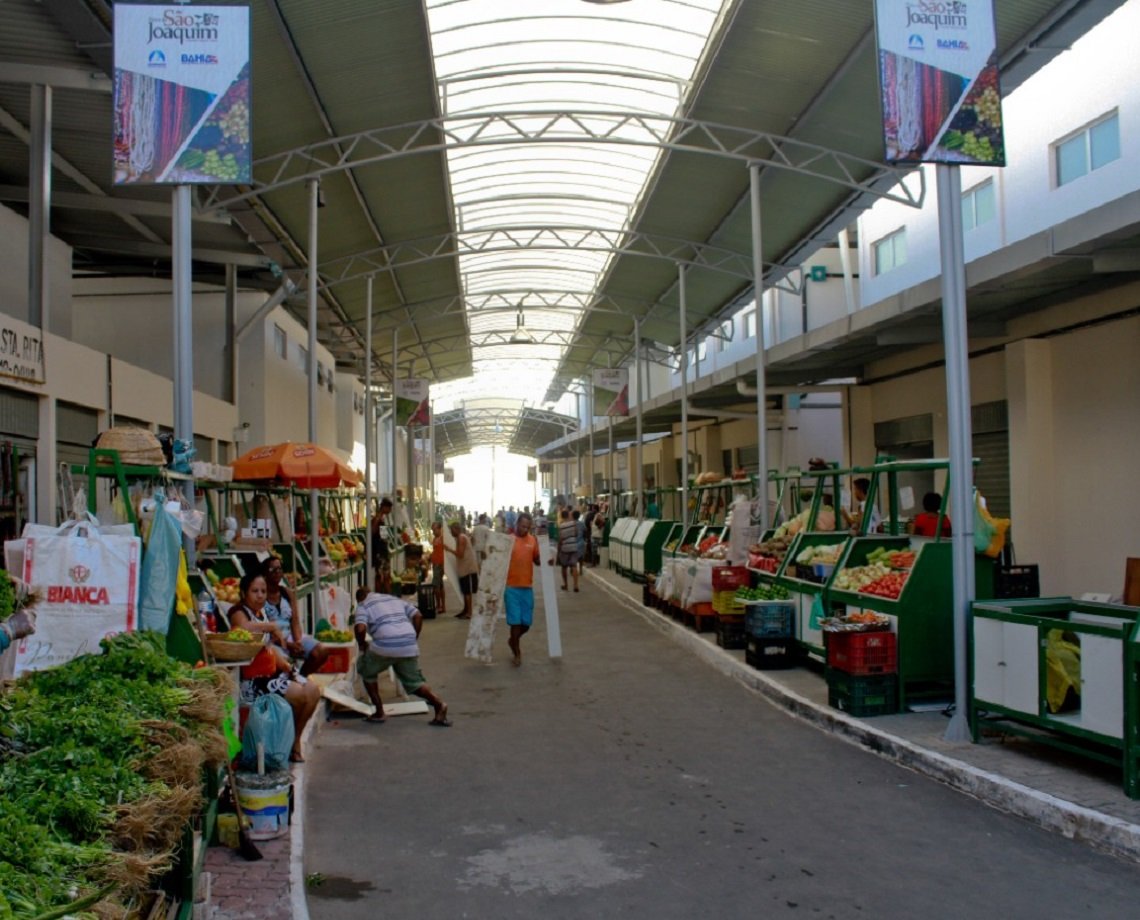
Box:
11 520 141 675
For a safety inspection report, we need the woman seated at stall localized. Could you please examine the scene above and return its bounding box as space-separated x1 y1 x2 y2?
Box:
229 570 321 763
908 492 952 537
264 559 331 676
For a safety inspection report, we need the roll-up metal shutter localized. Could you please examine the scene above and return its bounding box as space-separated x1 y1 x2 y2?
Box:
0 388 39 438
194 435 213 463
972 401 1010 518
736 445 759 475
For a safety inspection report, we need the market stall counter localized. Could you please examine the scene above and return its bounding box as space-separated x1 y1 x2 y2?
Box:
970 597 1140 798
827 535 997 710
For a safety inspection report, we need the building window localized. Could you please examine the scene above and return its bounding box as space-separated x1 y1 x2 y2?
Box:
317 362 325 386
961 180 996 232
873 228 907 275
298 345 308 374
697 341 707 363
744 310 756 339
717 320 732 352
1055 111 1120 187
273 325 287 359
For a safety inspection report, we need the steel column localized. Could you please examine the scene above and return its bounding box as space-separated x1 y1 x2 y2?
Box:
365 275 374 592
224 264 238 403
391 329 398 495
429 400 436 524
750 165 770 530
936 163 976 744
307 180 321 623
28 84 51 330
679 264 689 526
588 381 595 499
635 318 643 521
838 226 857 315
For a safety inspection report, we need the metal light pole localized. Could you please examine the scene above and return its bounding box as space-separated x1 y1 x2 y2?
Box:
306 179 322 624
937 163 976 743
679 264 689 526
364 275 374 591
391 329 399 495
635 318 644 521
750 164 770 530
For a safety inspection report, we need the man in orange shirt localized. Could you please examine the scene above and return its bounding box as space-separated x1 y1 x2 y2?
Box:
430 521 446 616
505 511 542 667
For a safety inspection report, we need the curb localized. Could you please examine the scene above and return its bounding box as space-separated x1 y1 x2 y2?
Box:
289 713 319 920
591 571 1140 864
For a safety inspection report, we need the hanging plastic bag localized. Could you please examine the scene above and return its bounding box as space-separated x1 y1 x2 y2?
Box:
809 594 825 631
241 694 295 772
973 490 1010 558
139 497 182 633
1044 628 1081 713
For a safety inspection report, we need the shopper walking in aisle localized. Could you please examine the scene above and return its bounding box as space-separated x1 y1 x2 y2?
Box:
446 520 479 619
506 512 542 667
430 521 447 615
573 509 586 576
371 497 394 593
471 513 492 565
557 507 580 592
591 508 606 567
353 588 450 726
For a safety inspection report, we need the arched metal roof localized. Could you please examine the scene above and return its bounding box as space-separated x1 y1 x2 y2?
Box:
0 0 1127 452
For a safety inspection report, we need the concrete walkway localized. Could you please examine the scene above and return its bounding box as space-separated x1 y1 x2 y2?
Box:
588 565 1140 857
297 571 1140 920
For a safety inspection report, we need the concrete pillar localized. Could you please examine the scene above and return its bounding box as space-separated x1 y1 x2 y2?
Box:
1006 339 1058 592
37 395 57 524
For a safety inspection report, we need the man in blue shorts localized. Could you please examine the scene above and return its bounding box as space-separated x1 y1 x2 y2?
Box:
504 512 541 667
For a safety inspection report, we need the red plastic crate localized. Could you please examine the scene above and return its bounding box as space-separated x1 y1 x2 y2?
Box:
711 565 750 591
826 630 897 676
316 646 354 674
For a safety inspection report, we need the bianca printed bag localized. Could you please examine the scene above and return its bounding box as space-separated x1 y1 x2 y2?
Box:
12 520 141 675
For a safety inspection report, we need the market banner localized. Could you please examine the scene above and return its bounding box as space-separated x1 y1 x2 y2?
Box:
592 368 629 417
0 314 45 385
113 5 251 184
395 379 430 427
875 0 1005 165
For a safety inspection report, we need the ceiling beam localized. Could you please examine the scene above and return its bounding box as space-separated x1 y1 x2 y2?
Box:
0 185 230 224
66 234 274 268
0 63 110 93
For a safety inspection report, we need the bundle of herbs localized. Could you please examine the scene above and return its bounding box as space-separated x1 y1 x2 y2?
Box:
0 631 232 919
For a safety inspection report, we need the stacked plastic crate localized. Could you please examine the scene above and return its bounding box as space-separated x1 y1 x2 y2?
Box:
742 596 798 669
825 629 898 716
711 566 749 649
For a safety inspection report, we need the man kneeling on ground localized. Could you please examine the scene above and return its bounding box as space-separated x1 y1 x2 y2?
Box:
353 587 451 726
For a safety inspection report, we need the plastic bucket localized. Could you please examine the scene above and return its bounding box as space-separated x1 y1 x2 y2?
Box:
235 772 291 840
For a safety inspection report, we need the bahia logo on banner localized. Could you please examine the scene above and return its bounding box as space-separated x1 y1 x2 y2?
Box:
147 9 220 45
147 49 167 67
937 38 969 50
905 1 968 31
181 53 219 65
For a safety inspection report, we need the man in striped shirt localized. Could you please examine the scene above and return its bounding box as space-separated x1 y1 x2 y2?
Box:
353 590 451 726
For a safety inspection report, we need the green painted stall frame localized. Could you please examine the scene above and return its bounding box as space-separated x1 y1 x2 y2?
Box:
969 597 1140 799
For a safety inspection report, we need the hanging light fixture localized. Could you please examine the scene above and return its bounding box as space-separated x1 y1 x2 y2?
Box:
510 308 536 345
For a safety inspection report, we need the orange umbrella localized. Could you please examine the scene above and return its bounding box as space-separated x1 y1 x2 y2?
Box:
231 442 360 489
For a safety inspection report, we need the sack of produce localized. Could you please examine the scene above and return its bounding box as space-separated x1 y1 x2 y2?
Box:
241 693 295 772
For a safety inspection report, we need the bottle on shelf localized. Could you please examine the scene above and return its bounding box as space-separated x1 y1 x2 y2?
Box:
197 589 217 633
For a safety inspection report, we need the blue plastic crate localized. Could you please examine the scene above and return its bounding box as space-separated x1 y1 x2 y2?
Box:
744 600 795 638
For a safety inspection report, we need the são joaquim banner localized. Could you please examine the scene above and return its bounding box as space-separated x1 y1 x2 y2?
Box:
592 368 629 418
113 5 251 184
395 379 430 428
875 0 1005 165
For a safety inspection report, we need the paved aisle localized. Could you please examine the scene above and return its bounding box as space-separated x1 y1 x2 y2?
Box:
304 578 1138 919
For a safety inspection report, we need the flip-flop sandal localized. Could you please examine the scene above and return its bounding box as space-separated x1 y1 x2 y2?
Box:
429 717 453 727
364 715 387 723
289 751 305 763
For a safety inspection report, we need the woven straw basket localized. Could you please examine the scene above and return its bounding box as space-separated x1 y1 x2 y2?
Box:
96 427 167 466
205 634 266 662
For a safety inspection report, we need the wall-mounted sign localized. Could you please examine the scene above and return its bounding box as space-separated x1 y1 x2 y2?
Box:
113 5 251 184
395 379 430 427
875 0 1005 165
0 314 46 385
443 468 455 484
527 466 537 482
592 368 629 417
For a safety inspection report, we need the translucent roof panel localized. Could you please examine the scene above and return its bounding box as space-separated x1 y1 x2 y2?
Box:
424 0 731 418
